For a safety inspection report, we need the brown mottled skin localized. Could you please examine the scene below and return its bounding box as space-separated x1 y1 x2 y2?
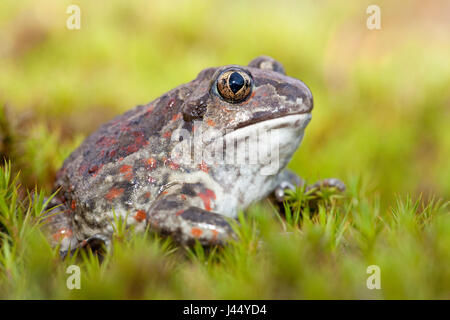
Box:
45 56 344 255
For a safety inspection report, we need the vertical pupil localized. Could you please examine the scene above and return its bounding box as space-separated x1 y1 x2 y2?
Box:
228 72 245 94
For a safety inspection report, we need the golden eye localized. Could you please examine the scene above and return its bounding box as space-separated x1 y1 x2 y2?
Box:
216 69 252 103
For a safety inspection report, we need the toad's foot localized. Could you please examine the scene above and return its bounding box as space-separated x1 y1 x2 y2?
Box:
60 234 110 260
272 169 345 209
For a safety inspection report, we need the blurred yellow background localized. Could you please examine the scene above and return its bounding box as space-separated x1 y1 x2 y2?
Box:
0 0 449 205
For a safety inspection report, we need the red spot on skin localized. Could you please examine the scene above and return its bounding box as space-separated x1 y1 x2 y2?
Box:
52 228 73 242
162 191 168 195
118 157 124 162
169 162 179 170
78 164 88 175
172 113 181 122
95 165 104 176
206 119 215 126
145 105 154 117
163 157 179 170
127 144 139 154
120 124 130 132
167 98 175 108
181 194 187 201
96 136 117 148
197 161 209 173
119 165 133 180
163 131 171 138
119 164 132 173
175 209 184 216
198 189 216 211
123 131 148 155
211 229 219 241
146 158 157 170
88 164 103 176
106 188 124 201
88 165 98 174
71 200 76 210
134 210 146 222
144 192 151 198
191 227 203 237
135 136 144 145
125 173 133 181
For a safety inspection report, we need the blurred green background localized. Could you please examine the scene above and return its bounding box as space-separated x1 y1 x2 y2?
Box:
0 0 449 299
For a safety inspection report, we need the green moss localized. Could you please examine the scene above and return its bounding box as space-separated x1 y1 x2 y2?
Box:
0 0 448 299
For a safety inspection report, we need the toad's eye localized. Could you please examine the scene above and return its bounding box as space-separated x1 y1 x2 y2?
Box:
216 69 252 103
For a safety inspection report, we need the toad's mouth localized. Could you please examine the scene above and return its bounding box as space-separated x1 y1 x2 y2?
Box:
226 112 312 137
234 110 312 131
201 112 311 150
209 113 311 154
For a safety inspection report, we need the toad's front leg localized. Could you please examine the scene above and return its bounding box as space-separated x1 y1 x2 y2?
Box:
148 183 236 246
